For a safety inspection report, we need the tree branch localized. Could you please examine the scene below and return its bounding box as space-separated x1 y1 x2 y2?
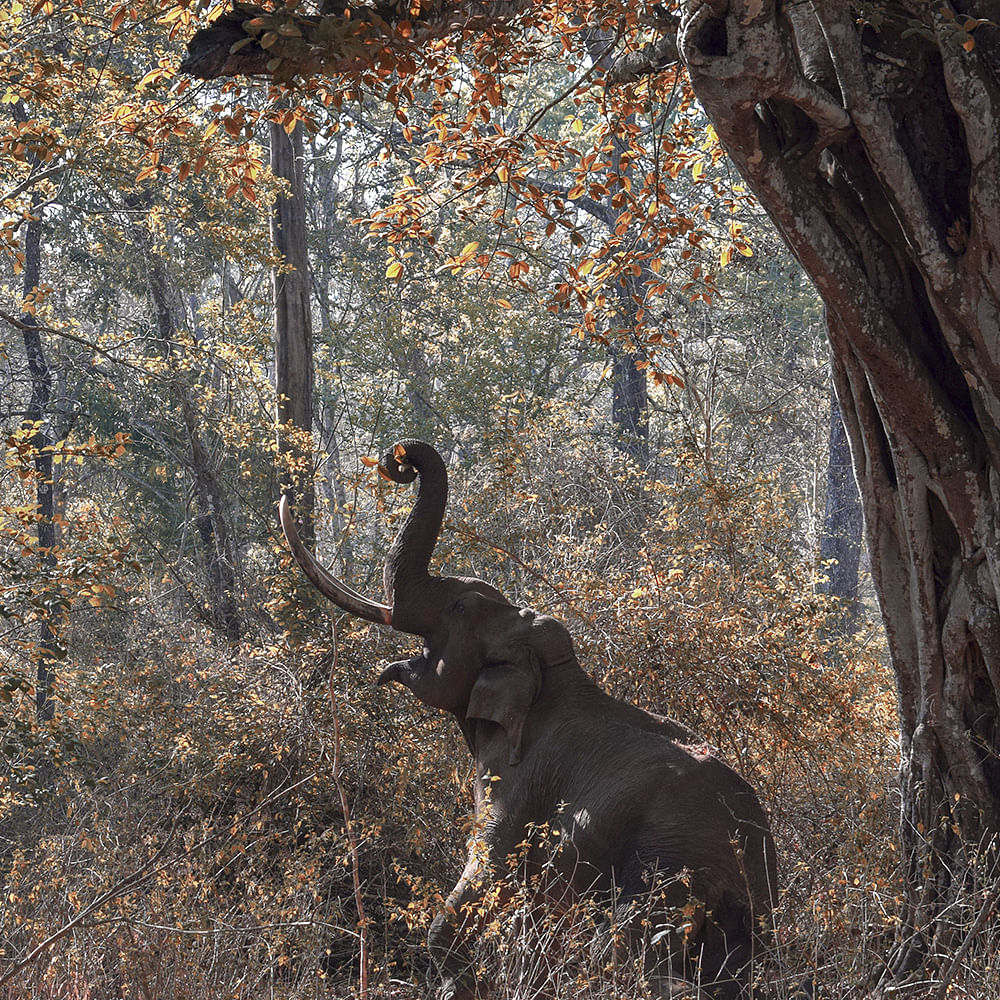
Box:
179 1 521 80
606 15 680 85
524 175 616 227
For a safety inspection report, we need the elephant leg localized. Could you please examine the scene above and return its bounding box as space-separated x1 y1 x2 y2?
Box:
695 897 754 1000
427 908 477 1000
597 864 713 996
428 845 509 1000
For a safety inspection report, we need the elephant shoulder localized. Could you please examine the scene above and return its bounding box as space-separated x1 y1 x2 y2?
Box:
607 696 706 748
643 708 703 746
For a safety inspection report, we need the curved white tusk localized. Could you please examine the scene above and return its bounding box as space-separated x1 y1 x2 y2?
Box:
279 495 392 625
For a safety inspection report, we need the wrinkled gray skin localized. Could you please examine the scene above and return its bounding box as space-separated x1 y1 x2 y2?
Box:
281 441 777 1000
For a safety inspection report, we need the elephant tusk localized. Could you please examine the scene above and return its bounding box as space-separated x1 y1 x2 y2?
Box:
279 494 393 626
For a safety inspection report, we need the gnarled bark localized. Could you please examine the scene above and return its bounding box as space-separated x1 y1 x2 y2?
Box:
677 0 1000 970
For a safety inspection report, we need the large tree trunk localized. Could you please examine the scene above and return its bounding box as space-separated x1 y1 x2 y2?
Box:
678 0 1000 970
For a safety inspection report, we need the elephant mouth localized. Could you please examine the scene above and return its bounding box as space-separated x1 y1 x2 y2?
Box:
377 652 431 686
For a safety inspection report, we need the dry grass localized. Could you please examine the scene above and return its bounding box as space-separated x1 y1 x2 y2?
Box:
3 437 997 999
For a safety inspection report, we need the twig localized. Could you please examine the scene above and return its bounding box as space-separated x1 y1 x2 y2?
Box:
329 621 369 999
0 309 160 376
933 880 1000 1000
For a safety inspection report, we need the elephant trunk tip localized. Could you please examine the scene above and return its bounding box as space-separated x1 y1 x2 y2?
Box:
379 441 419 485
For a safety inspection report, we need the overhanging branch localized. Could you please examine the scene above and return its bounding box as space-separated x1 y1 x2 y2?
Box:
180 1 521 80
606 15 680 85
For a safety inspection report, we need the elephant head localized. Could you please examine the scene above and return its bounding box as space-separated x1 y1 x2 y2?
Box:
280 440 552 749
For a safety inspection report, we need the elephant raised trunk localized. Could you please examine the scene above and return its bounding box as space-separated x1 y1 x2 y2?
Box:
378 440 450 635
279 439 489 637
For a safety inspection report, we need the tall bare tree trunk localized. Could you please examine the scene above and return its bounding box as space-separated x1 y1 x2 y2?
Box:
271 117 315 527
580 30 651 466
677 0 1000 970
20 203 57 721
610 273 650 466
147 261 241 641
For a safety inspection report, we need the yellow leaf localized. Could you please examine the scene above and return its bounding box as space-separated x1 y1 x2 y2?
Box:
495 298 512 309
719 245 734 268
461 241 480 256
137 68 163 88
570 117 583 134
385 260 403 279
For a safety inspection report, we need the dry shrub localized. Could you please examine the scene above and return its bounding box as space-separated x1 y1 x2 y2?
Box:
2 413 996 998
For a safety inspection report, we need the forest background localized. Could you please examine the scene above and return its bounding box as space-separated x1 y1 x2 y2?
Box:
2 1 995 998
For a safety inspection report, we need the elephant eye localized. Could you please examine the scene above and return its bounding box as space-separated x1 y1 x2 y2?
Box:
453 600 465 616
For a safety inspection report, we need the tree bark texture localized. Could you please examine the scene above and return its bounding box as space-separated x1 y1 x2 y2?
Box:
609 273 650 467
20 205 57 721
271 119 315 526
677 0 1000 969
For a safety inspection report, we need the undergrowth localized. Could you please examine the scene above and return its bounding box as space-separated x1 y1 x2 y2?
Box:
2 422 996 998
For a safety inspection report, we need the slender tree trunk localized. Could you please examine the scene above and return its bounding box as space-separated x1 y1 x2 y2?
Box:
20 204 57 721
580 30 651 466
818 382 863 632
610 274 650 466
678 0 1000 969
148 261 241 641
271 117 315 527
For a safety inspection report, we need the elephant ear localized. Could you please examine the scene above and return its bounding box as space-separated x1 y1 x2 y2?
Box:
466 645 542 766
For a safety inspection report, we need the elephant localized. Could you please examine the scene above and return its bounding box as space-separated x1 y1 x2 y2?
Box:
279 440 777 999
